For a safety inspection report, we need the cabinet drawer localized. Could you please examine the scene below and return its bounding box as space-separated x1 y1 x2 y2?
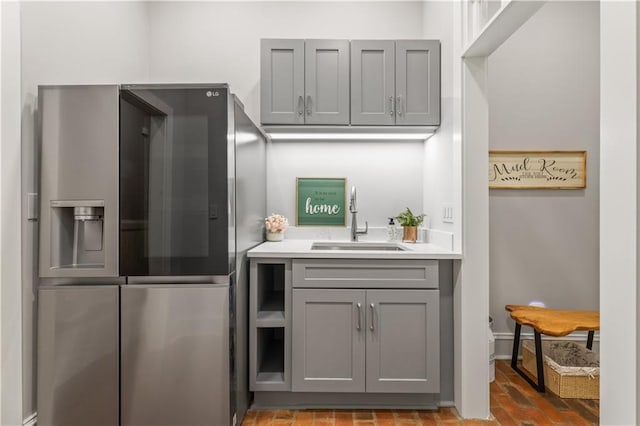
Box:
292 259 438 289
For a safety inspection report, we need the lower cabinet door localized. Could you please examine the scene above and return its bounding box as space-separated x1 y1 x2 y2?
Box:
292 289 366 392
121 284 230 426
366 290 440 393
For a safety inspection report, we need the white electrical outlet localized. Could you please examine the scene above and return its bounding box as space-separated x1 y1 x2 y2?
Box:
442 203 454 223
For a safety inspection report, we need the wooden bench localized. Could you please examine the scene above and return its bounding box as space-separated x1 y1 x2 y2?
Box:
505 304 600 393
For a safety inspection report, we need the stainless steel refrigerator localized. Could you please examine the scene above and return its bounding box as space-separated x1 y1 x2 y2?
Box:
37 84 266 426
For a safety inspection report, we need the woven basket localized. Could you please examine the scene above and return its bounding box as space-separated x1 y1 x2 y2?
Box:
522 340 599 399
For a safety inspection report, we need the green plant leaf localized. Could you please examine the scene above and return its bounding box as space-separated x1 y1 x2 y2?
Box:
395 207 425 227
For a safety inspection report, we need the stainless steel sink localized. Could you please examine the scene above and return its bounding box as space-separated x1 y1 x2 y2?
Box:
311 242 408 251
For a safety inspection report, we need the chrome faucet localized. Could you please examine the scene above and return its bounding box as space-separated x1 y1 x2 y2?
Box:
349 186 368 242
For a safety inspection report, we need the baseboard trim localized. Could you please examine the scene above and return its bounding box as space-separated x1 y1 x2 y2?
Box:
24 412 37 426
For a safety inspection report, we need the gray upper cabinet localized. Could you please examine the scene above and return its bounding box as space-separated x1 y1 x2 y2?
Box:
350 41 395 125
261 38 440 127
260 39 305 125
366 290 440 393
261 39 349 125
351 40 440 126
395 40 440 126
304 40 350 125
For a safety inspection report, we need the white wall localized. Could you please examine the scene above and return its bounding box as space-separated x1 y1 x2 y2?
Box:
147 1 425 122
266 141 425 227
600 2 637 424
459 52 491 419
637 6 640 421
2 3 23 425
21 2 149 88
1 3 3 419
422 1 459 249
487 2 600 353
146 1 447 229
19 2 150 420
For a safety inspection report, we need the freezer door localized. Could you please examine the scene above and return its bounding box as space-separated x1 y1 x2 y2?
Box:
37 286 119 426
121 284 230 426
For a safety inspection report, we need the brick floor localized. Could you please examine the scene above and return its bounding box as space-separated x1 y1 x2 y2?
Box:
241 360 599 425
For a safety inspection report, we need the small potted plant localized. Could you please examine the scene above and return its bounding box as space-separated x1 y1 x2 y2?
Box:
395 207 425 243
265 213 289 242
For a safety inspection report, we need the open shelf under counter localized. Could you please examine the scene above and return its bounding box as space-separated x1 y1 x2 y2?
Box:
250 258 292 392
256 371 285 384
256 310 285 327
256 328 286 384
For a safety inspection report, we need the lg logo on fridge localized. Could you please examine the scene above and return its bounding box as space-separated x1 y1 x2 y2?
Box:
206 91 220 97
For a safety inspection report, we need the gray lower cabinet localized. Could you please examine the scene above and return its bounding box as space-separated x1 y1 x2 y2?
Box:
261 38 441 126
351 40 441 126
292 258 438 289
292 288 439 393
291 289 366 392
261 39 349 125
366 290 440 393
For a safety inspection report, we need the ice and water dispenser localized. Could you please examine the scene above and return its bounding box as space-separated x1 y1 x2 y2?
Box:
48 201 105 270
39 85 119 278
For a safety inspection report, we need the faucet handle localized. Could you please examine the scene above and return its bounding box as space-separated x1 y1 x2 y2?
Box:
357 221 368 235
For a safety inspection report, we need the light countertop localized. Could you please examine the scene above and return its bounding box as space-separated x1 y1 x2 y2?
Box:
247 239 462 260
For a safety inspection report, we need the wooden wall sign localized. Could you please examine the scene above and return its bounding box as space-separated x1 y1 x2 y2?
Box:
489 151 586 189
296 178 346 226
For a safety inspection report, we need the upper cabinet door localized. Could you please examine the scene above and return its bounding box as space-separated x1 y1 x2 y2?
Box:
261 39 305 125
304 40 350 125
350 41 395 125
395 40 441 126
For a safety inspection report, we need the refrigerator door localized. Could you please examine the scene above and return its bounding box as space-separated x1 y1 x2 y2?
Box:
119 85 232 277
121 284 230 426
37 286 119 426
38 85 119 278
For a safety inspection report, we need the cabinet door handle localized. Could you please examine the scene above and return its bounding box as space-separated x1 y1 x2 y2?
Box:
297 95 304 116
306 95 312 116
356 303 362 331
369 303 375 331
397 96 403 116
389 96 394 116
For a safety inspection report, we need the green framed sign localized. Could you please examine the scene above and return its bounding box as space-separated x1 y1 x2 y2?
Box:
296 178 346 226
